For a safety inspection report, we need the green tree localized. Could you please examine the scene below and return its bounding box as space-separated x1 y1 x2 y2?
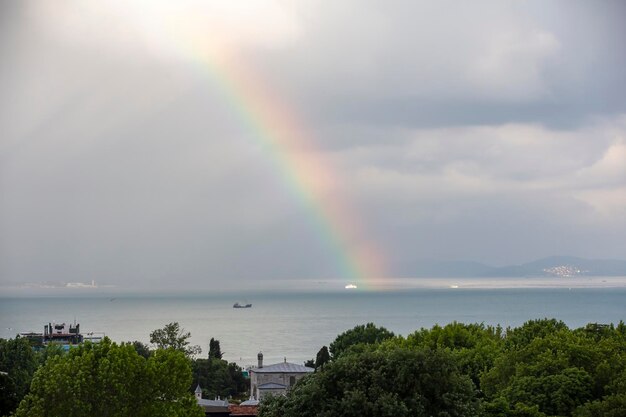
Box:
14 338 203 417
402 322 504 390
208 338 223 360
0 337 39 416
260 346 479 417
259 394 288 417
35 343 65 366
314 345 330 371
130 341 152 359
482 397 547 417
329 323 395 359
192 357 247 400
482 320 626 416
192 337 246 399
503 318 568 350
574 394 626 417
149 322 201 357
574 366 626 416
505 368 593 416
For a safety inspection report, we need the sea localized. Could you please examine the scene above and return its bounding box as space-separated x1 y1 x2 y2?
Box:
1 283 625 368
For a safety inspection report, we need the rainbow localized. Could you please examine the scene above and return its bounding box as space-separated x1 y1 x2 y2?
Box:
188 48 386 289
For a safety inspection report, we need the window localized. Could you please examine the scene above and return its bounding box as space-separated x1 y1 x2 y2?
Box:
289 376 296 386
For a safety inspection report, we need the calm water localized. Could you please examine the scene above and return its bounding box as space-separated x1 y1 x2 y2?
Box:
1 288 625 367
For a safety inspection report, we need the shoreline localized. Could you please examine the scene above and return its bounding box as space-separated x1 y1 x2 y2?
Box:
1 276 626 298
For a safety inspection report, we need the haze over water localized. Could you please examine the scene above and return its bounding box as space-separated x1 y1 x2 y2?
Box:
2 286 624 367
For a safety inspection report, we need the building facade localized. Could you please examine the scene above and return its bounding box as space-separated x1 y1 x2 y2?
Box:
249 352 314 400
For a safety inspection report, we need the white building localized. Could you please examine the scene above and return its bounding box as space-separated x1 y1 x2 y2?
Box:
249 352 314 400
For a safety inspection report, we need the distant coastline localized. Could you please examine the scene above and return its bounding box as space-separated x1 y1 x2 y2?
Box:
1 276 626 298
380 275 626 290
400 256 626 278
3 256 625 296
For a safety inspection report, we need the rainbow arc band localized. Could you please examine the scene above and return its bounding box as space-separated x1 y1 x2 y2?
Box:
190 48 386 290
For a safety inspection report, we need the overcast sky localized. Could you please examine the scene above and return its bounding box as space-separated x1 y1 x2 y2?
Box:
1 0 625 289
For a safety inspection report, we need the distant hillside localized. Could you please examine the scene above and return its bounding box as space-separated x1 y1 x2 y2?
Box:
407 256 626 278
484 256 626 277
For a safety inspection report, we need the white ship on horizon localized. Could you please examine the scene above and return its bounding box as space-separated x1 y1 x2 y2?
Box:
66 280 98 288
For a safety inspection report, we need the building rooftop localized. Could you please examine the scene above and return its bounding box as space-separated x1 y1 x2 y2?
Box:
195 383 229 409
197 398 229 407
230 404 259 415
251 362 314 374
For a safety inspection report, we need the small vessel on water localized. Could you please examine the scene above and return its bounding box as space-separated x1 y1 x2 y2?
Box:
233 302 252 308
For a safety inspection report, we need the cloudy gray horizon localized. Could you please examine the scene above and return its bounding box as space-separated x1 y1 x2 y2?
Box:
1 0 625 290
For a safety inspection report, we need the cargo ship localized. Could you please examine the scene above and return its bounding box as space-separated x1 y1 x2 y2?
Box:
233 302 252 308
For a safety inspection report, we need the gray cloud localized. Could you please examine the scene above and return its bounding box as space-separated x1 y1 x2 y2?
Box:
1 1 625 288
332 119 626 269
259 0 626 131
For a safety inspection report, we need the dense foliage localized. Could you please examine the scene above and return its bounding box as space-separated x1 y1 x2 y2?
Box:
192 356 248 400
190 336 248 400
13 338 203 417
5 319 626 417
0 338 65 417
262 346 479 417
481 321 626 416
262 319 626 417
0 337 38 416
329 322 395 358
1 323 250 416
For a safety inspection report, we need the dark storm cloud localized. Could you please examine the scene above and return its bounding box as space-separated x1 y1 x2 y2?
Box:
317 96 626 131
258 0 626 133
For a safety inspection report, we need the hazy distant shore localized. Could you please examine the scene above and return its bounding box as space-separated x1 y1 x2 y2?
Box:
342 276 626 291
387 276 626 290
2 276 625 297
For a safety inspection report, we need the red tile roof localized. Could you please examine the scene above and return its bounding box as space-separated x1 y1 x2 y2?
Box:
229 404 259 416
